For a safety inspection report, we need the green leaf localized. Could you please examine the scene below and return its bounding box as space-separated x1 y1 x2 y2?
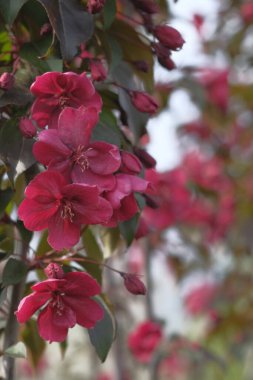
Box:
4 342 27 359
2 258 27 287
0 188 14 217
107 35 123 73
103 0 116 30
119 213 139 246
81 227 103 284
88 297 115 362
38 0 94 60
0 86 33 107
22 319 46 368
99 226 125 258
92 108 122 147
0 0 28 24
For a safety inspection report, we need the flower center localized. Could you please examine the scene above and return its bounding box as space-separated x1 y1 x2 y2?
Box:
51 293 66 316
60 200 75 222
72 145 92 172
59 96 69 108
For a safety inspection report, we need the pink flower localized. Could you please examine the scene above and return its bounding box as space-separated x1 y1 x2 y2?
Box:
184 283 218 316
30 72 102 128
128 321 162 363
153 25 185 51
241 2 253 23
121 273 146 295
33 107 120 191
104 174 150 226
18 170 112 250
16 264 104 342
129 91 158 114
19 118 37 138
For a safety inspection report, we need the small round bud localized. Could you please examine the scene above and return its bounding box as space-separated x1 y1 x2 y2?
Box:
0 72 14 91
153 25 185 51
44 263 64 279
129 91 158 115
87 0 106 14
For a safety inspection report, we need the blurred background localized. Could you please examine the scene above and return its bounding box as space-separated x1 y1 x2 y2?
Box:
13 0 253 379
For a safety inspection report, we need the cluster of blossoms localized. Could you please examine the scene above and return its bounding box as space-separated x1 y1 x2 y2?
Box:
137 152 235 242
19 71 151 251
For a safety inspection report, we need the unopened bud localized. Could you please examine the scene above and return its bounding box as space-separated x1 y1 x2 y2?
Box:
133 147 156 169
131 60 149 73
153 43 176 71
90 59 107 81
121 273 146 295
19 118 37 138
154 25 185 51
44 263 64 279
87 0 106 14
129 91 158 115
0 72 14 91
120 151 142 174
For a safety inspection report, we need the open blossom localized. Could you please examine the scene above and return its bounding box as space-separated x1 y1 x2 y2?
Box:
30 71 102 128
18 170 112 250
104 174 150 226
33 107 120 191
16 263 103 342
128 321 162 363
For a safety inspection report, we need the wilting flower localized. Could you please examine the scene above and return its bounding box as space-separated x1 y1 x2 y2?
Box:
0 72 14 91
121 273 146 295
19 118 37 138
128 321 162 363
153 25 185 51
104 174 150 226
30 71 102 128
16 263 104 342
33 106 120 191
18 170 112 250
129 91 158 114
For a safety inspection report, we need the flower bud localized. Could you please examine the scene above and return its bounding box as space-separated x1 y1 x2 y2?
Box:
153 43 176 71
121 273 146 295
19 118 37 138
130 91 158 114
133 147 156 169
90 59 107 81
120 151 142 174
44 263 64 279
87 0 106 14
153 25 185 51
0 72 14 91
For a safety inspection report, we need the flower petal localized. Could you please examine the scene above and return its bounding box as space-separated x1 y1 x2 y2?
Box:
58 106 98 149
32 278 66 292
16 292 51 323
37 306 68 342
64 297 104 328
64 272 101 297
47 210 81 250
72 167 116 192
18 198 57 231
24 171 67 201
87 142 121 174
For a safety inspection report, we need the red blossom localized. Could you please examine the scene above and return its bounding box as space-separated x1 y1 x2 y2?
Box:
128 321 162 363
153 25 185 51
104 174 150 226
18 170 112 250
184 282 218 316
121 273 146 295
16 264 103 342
30 71 102 128
241 2 253 23
33 106 120 191
129 91 158 114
